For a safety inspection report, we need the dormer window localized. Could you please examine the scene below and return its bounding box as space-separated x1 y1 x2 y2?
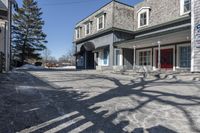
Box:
85 22 91 35
76 27 81 39
180 0 191 15
97 15 105 31
137 7 150 28
140 12 147 27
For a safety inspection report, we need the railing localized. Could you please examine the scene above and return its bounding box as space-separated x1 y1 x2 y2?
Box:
0 52 5 73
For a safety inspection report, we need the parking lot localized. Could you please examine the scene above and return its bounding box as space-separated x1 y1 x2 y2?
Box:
0 70 200 133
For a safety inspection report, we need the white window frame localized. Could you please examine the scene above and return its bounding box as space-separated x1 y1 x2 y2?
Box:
75 28 81 39
85 22 91 36
114 49 122 66
99 48 109 66
137 7 150 28
137 49 152 66
176 43 191 69
97 15 105 31
180 0 191 15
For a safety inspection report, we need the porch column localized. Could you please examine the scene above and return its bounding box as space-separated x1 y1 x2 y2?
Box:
133 46 136 68
109 44 114 67
158 41 161 71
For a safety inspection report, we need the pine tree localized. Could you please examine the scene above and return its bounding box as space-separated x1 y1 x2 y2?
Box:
12 0 47 65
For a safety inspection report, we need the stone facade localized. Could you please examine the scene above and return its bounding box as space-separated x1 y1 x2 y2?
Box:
133 0 187 31
74 1 134 42
191 0 200 72
113 2 134 31
74 0 199 72
74 2 114 42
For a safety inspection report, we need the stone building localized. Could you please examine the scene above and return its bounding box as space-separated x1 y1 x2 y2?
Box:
73 1 134 70
73 0 200 72
0 0 17 72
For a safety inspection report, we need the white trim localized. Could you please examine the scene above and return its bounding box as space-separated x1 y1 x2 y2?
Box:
137 8 150 28
99 48 109 66
176 43 191 69
136 48 152 66
114 48 122 66
97 15 105 31
75 28 81 39
180 0 191 16
153 45 176 71
191 0 194 72
137 7 151 13
85 22 91 36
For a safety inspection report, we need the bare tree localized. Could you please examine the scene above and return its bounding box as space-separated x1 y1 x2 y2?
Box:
58 47 76 66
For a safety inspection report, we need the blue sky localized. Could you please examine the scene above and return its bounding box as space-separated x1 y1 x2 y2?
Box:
16 0 143 59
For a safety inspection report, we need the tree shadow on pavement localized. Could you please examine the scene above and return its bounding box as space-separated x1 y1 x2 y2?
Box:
0 71 200 133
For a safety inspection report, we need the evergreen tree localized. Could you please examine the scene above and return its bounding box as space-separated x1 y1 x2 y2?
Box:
12 0 47 65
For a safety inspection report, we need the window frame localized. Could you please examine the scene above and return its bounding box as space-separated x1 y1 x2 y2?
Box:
114 49 122 66
180 0 191 15
75 27 81 39
97 15 105 31
138 50 151 66
177 44 191 68
102 48 109 66
137 7 150 28
85 22 91 36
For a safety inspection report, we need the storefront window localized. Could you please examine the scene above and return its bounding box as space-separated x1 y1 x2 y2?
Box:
115 49 121 66
179 46 191 68
103 48 109 65
139 51 151 66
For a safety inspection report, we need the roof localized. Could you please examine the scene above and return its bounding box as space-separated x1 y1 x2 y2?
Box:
76 0 133 25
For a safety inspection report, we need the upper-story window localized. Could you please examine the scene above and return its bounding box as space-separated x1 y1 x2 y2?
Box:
85 22 91 35
76 27 81 39
97 15 105 31
140 12 147 27
180 0 191 15
137 7 150 28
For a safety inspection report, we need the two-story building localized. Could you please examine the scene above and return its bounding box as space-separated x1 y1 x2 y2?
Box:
0 0 17 72
74 0 200 72
73 0 134 70
116 0 191 72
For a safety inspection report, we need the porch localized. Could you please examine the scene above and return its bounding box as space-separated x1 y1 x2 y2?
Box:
114 29 192 72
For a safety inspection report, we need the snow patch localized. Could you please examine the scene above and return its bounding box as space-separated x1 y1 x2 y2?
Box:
15 64 45 70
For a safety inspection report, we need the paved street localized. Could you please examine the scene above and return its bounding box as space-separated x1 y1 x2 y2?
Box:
0 70 200 133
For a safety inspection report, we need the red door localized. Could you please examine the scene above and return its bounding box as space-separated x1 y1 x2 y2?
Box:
156 49 173 69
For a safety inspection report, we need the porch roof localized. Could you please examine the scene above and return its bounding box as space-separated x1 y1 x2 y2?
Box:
114 29 191 49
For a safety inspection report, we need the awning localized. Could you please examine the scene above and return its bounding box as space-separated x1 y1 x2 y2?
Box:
81 42 95 51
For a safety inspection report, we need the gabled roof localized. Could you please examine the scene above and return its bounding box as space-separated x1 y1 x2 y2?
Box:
136 7 151 13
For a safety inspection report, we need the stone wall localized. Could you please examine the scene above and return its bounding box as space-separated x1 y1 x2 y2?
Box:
74 2 114 41
133 0 186 31
191 0 200 72
74 1 135 42
113 2 134 32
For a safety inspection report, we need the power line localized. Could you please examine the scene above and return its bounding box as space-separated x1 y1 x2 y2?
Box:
39 0 108 6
